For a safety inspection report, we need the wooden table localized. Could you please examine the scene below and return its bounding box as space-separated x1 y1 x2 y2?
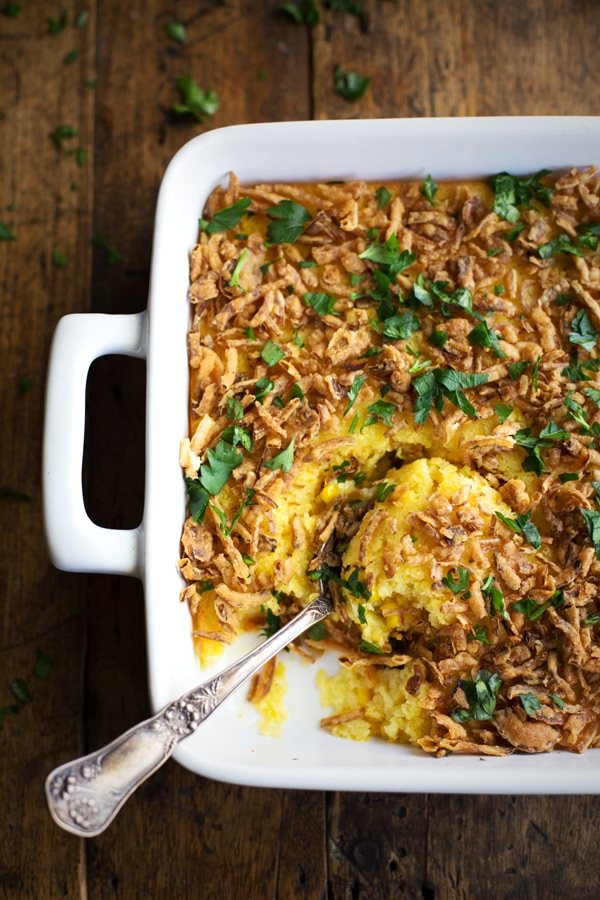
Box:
2 1 600 896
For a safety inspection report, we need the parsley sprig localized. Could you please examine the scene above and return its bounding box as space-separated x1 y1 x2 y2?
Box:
412 368 489 425
451 670 502 723
265 199 311 244
495 510 541 550
488 170 553 223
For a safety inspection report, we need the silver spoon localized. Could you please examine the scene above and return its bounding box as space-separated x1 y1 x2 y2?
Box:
45 590 332 837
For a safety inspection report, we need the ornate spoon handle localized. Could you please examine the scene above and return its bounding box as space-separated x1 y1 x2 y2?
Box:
45 593 332 837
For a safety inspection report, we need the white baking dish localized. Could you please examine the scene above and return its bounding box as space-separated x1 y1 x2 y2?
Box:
44 117 600 793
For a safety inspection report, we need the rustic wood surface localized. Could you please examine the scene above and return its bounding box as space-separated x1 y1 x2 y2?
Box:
1 1 600 897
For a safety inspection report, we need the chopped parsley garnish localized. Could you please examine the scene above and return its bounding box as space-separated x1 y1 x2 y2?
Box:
494 284 505 296
348 413 359 433
520 693 541 716
212 487 257 537
165 22 186 42
172 73 220 121
531 354 541 392
487 247 503 257
51 124 78 151
47 10 68 34
229 249 248 289
411 275 475 318
467 624 491 645
344 374 366 415
429 329 449 348
265 199 312 244
380 311 420 342
198 440 243 498
298 259 318 268
481 574 509 620
220 424 252 451
412 368 489 425
359 234 416 275
307 622 327 641
559 472 579 483
494 404 513 423
63 50 79 65
261 608 282 639
263 438 295 473
504 222 525 241
226 396 244 421
34 649 53 679
260 340 285 366
290 382 304 401
442 566 471 595
564 390 589 431
550 693 565 709
200 197 251 235
513 590 564 621
488 170 553 223
580 508 600 559
421 174 438 205
254 376 274 403
280 0 320 23
197 580 214 594
495 510 541 550
467 321 506 358
375 186 392 209
584 613 600 626
0 222 16 241
10 678 32 704
52 249 68 268
333 65 371 102
304 291 339 316
376 482 395 502
512 419 570 476
539 233 582 259
362 399 397 428
357 603 367 624
568 309 599 353
508 360 530 379
358 640 385 655
451 670 502 723
585 386 600 406
91 234 123 265
310 564 370 601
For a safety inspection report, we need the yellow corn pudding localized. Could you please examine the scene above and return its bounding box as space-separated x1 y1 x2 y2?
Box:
178 169 600 755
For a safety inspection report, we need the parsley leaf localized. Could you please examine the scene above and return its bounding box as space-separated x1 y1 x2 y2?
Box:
333 65 371 101
495 510 541 549
412 368 489 425
261 609 282 639
358 639 384 655
481 574 509 620
260 340 285 366
362 399 397 427
220 425 252 451
494 404 513 423
539 233 582 259
508 360 530 379
265 199 311 244
344 374 366 415
264 439 295 473
52 249 68 268
442 567 471 594
520 693 541 717
568 309 599 353
467 321 507 358
381 311 420 342
468 623 491 645
451 670 502 722
280 0 320 23
581 508 600 559
198 441 243 495
172 73 220 120
489 170 553 223
357 603 367 625
230 249 248 288
375 186 392 209
226 396 244 421
376 482 395 502
512 419 570 476
51 124 78 151
200 197 251 235
165 22 186 42
421 174 438 205
254 376 274 403
307 622 327 640
304 291 339 316
0 222 16 241
513 590 564 621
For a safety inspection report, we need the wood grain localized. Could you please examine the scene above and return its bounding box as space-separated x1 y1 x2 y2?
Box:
2 0 600 897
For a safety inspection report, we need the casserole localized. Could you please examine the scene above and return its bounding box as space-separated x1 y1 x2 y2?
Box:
44 116 600 792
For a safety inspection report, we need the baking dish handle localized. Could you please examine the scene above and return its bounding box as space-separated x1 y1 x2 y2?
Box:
43 312 147 578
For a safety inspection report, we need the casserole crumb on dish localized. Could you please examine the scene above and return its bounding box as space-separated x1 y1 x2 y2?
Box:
178 168 600 756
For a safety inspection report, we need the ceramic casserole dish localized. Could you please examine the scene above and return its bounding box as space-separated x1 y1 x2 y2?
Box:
43 116 600 793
